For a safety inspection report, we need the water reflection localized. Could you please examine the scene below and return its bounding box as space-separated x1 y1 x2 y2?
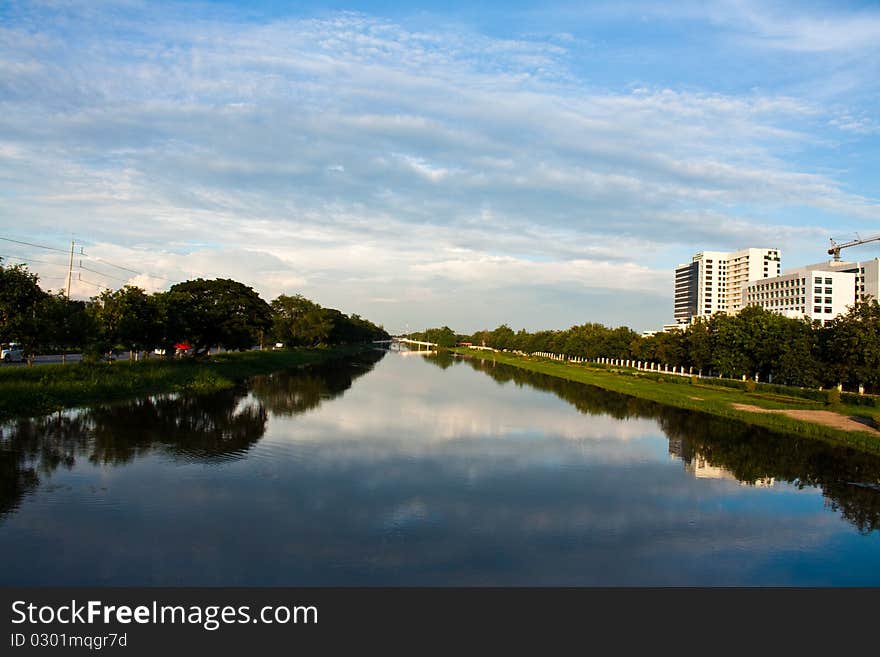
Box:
1 349 879 585
453 354 880 534
250 351 382 416
0 350 384 522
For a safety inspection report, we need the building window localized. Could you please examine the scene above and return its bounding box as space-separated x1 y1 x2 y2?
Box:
825 287 832 294
825 278 832 284
814 307 822 313
824 307 832 313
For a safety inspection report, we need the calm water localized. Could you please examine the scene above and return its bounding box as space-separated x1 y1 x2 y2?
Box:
2 350 880 585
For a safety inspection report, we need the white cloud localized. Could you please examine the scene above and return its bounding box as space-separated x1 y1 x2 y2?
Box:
412 254 668 294
0 3 877 330
733 2 880 53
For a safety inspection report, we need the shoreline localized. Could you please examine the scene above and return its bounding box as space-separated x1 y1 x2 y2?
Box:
0 345 371 422
453 348 880 454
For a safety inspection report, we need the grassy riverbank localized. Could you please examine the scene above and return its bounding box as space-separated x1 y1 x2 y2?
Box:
0 346 368 421
454 348 880 453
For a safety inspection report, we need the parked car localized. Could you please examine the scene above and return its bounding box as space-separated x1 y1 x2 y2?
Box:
174 342 194 357
1 343 25 363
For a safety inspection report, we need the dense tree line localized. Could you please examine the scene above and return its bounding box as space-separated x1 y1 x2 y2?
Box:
463 302 880 392
0 259 389 361
403 326 459 348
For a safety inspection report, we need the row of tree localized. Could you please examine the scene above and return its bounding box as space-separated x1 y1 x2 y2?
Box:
0 259 389 360
414 301 880 392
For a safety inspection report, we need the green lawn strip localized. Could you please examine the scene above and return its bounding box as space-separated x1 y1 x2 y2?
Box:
454 348 880 454
0 346 368 421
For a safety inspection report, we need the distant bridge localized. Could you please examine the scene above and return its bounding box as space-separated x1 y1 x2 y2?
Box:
373 337 438 353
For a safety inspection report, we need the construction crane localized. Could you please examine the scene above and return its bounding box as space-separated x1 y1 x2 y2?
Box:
828 235 880 262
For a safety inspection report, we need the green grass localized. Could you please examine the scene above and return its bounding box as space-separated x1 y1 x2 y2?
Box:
0 346 368 421
454 348 880 454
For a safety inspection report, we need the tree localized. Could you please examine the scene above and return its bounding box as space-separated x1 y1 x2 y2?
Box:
429 326 457 348
642 329 685 366
37 293 92 362
0 259 46 358
709 312 750 378
773 317 820 387
410 326 457 348
824 299 880 391
604 326 639 359
685 320 712 373
165 279 272 354
271 294 333 347
90 286 161 359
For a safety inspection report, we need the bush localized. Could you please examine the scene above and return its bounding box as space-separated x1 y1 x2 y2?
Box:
841 392 880 407
826 388 841 405
708 378 748 392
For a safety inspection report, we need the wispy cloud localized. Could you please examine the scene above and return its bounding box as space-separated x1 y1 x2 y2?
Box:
0 1 877 330
730 0 880 53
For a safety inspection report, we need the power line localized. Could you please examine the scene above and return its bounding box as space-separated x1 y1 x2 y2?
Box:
0 253 68 268
77 274 107 290
79 248 179 284
4 235 182 288
78 262 131 283
79 249 142 275
1 235 161 280
0 236 69 253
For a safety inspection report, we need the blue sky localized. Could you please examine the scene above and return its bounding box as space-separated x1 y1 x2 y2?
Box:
1 0 878 332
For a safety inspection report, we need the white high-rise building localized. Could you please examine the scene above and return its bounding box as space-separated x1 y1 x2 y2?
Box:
726 247 781 312
674 247 780 324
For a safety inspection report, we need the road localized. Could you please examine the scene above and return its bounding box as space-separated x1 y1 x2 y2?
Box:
2 353 84 366
2 347 238 367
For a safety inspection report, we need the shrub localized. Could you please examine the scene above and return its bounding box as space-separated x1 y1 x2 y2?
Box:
745 380 757 393
841 392 879 407
826 388 841 405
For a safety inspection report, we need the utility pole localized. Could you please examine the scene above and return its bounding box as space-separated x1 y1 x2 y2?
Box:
65 239 75 299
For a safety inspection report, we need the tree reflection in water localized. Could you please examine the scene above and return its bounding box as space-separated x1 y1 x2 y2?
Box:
0 350 385 522
456 354 880 534
250 350 384 416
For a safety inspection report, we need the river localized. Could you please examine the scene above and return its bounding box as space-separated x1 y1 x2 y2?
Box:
1 349 879 585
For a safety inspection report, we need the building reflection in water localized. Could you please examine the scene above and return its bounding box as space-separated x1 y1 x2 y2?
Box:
668 437 775 487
